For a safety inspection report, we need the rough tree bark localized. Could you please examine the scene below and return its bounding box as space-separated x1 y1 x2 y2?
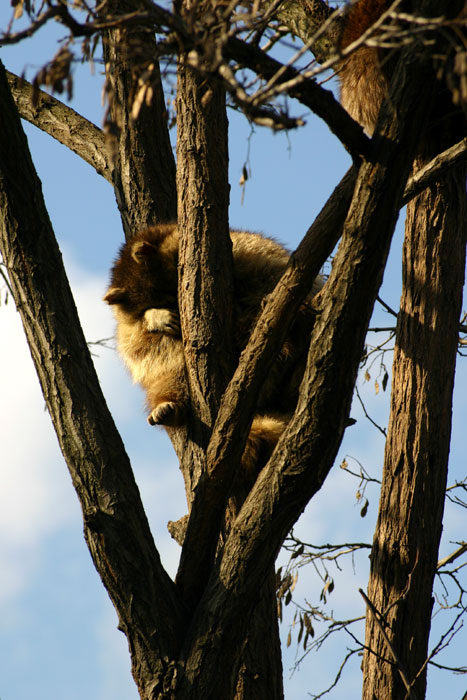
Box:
168 28 441 698
6 70 113 182
173 4 284 693
174 52 233 495
361 2 467 697
101 0 177 235
362 164 467 700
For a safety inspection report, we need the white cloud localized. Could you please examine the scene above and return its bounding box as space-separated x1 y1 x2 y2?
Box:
0 301 75 603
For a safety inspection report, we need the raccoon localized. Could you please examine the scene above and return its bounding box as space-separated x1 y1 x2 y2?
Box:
104 222 322 470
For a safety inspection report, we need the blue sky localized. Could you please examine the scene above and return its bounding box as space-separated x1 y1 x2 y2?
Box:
0 5 466 700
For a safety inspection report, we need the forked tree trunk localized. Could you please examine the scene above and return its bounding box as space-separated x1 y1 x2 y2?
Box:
174 37 284 697
362 163 467 700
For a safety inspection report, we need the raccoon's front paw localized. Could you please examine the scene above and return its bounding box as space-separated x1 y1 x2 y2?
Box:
144 308 181 336
147 402 179 426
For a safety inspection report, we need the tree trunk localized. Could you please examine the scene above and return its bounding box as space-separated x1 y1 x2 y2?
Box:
362 163 467 700
174 57 233 496
173 20 284 695
101 0 177 235
233 569 284 699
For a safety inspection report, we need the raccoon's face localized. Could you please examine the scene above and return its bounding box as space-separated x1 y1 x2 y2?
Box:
103 233 178 319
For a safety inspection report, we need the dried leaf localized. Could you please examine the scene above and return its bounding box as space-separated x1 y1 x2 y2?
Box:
291 571 298 593
303 613 314 637
239 164 248 186
321 577 334 603
287 630 292 648
201 87 213 108
382 370 389 392
297 616 304 644
13 0 24 20
145 85 154 107
291 543 304 560
340 458 348 470
131 83 148 121
364 369 371 382
360 498 369 518
374 379 379 395
33 47 74 100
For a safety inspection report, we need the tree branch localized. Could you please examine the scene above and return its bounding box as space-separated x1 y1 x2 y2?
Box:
176 122 467 610
9 60 464 215
175 165 357 607
0 60 185 697
101 0 177 237
3 1 367 158
256 0 338 62
403 138 467 204
92 1 371 157
6 70 113 182
222 35 371 158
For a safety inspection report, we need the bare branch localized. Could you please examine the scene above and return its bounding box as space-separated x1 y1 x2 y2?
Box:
354 385 387 437
438 543 467 570
6 70 113 182
0 6 62 45
403 139 467 204
222 34 370 157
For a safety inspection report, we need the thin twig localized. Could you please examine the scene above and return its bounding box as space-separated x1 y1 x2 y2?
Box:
355 385 387 437
359 588 418 700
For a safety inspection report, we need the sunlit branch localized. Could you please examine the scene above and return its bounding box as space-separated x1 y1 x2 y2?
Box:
6 70 112 182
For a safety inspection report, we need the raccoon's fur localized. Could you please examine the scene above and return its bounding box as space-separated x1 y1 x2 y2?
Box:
104 222 322 472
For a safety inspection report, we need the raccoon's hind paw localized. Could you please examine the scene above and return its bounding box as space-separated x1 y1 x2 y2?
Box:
148 402 179 426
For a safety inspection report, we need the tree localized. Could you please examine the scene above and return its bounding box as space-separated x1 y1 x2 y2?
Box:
0 1 466 698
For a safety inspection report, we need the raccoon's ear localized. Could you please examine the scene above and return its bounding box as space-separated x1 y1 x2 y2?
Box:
132 240 157 263
103 286 127 305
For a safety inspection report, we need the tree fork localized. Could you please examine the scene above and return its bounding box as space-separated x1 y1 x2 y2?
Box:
172 24 441 698
173 5 284 696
